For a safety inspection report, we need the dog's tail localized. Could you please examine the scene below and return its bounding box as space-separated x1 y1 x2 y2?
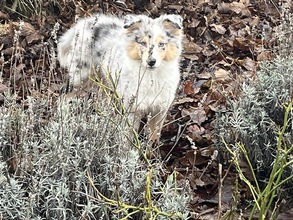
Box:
57 18 97 86
57 27 76 68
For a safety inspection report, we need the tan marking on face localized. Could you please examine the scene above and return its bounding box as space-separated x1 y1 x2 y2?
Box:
127 42 141 60
155 36 164 44
164 43 178 61
162 20 182 36
143 36 149 43
138 36 150 65
155 36 167 60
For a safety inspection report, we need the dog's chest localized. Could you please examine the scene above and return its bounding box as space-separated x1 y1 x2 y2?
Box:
118 66 178 111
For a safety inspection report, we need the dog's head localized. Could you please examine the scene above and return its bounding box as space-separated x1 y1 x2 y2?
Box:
124 14 183 69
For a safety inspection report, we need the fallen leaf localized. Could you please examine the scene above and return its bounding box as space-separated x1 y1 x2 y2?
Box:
218 2 251 17
26 33 42 44
233 37 252 51
197 72 212 79
0 11 9 20
277 209 293 220
187 124 205 135
189 107 207 125
174 97 201 105
214 68 230 81
180 149 209 167
0 84 9 93
195 178 205 187
257 51 272 61
202 45 217 57
239 57 256 71
210 23 226 35
184 80 200 95
0 23 10 36
229 2 247 14
194 79 208 90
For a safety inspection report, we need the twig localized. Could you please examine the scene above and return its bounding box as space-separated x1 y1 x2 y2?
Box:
218 163 222 220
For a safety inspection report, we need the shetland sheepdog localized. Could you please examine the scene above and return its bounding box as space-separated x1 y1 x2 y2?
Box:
57 14 183 141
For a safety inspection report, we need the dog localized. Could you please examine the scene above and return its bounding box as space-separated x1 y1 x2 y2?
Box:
57 13 183 141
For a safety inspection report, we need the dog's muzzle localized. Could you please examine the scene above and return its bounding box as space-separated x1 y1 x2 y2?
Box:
147 58 156 68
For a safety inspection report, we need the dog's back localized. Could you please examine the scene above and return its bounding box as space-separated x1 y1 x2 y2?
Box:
57 15 125 86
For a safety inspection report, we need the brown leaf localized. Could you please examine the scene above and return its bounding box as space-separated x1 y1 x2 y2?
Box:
197 72 212 79
184 80 200 95
187 124 205 136
202 45 217 57
277 209 293 220
210 23 226 35
233 37 252 51
229 2 247 14
15 63 26 74
200 146 215 157
250 16 260 27
0 23 10 36
208 102 227 113
183 41 202 60
166 4 184 11
0 11 9 20
239 57 256 71
194 79 208 90
11 21 42 43
26 33 42 44
195 178 205 187
214 68 230 81
180 149 209 167
2 46 25 55
239 0 250 6
188 106 207 125
174 97 201 105
218 2 251 17
217 2 232 14
0 84 9 93
257 51 272 61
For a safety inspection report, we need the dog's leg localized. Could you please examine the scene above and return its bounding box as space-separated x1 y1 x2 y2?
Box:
148 111 167 142
127 112 141 132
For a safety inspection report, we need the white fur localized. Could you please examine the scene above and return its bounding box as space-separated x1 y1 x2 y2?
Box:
57 14 183 140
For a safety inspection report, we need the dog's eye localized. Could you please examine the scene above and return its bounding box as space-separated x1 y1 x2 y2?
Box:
158 42 166 48
139 41 147 47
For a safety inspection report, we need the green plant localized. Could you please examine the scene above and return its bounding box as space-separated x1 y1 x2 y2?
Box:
215 10 293 219
216 55 293 177
0 90 190 219
223 102 293 220
85 168 189 220
2 0 62 17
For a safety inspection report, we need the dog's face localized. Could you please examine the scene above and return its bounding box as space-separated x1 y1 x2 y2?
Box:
124 14 183 69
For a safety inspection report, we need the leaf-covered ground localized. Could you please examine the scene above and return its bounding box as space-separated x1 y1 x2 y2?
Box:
1 0 293 219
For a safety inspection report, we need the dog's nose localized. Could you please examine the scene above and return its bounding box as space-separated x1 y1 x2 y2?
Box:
147 59 156 67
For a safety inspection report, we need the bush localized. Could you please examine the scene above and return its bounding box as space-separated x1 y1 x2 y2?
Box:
216 56 293 175
0 92 190 219
215 10 293 219
1 0 62 17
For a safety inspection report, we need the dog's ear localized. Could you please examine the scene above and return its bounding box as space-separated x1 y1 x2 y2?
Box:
160 14 183 30
123 15 142 28
123 15 143 36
